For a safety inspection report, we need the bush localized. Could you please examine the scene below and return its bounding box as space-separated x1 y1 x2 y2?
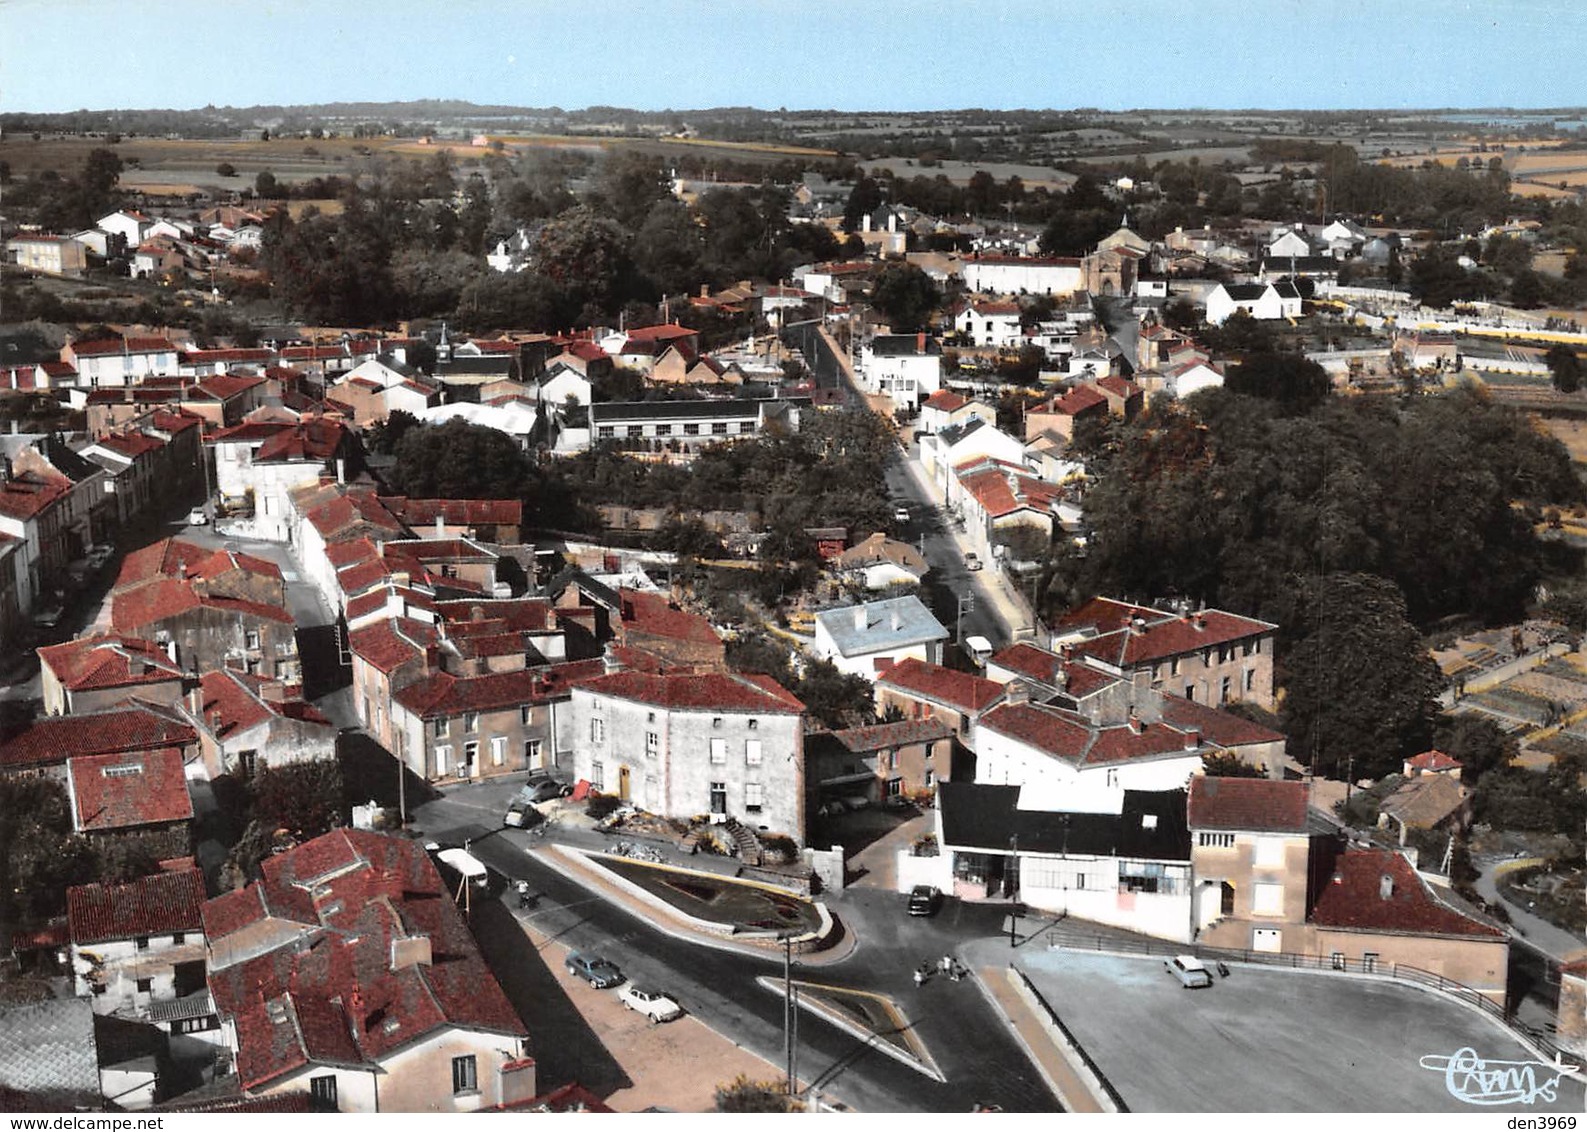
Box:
714 1076 791 1113
585 793 622 820
216 162 237 177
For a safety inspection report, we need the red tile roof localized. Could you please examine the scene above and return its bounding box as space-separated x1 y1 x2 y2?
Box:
979 700 1210 768
116 537 281 590
957 465 1060 520
111 577 293 632
1156 695 1286 749
67 867 205 945
823 718 954 752
1096 375 1141 399
253 418 348 463
1406 749 1463 773
877 657 1004 713
69 336 177 358
621 323 698 344
1309 849 1503 938
0 470 72 520
38 635 185 692
349 618 438 674
379 496 522 527
619 589 722 650
575 670 803 713
436 598 555 634
1049 385 1108 416
180 348 274 365
394 659 604 718
0 704 197 770
97 430 165 458
68 747 193 833
196 669 331 738
1186 776 1308 833
988 644 1119 699
921 390 968 413
205 831 526 1090
1056 599 1276 669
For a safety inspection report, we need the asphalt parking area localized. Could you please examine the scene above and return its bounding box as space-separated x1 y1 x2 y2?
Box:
1020 951 1585 1113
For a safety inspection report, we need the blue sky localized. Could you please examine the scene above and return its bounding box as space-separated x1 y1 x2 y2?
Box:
1 0 1581 114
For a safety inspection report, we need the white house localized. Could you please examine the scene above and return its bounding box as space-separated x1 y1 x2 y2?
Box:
954 299 1024 348
811 595 949 681
415 400 541 451
1267 227 1315 259
920 419 1026 496
858 334 943 411
1164 359 1226 398
96 210 154 249
538 361 593 408
569 670 807 841
1204 282 1302 326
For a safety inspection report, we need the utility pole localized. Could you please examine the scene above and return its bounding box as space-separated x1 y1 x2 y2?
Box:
956 592 974 647
782 935 795 1095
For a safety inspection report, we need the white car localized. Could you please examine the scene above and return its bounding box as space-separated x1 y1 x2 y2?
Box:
187 508 210 526
1166 955 1213 989
619 985 683 1022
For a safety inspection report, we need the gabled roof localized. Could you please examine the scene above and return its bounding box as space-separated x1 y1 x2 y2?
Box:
38 635 185 692
67 747 193 833
978 699 1211 769
1055 598 1276 668
195 668 331 738
1379 774 1468 830
1309 848 1502 938
876 657 1004 713
67 867 205 945
619 588 722 650
111 578 293 632
349 617 438 674
0 704 197 770
68 336 176 357
0 470 72 521
1187 776 1308 834
116 536 280 590
394 660 604 719
205 831 526 1090
814 718 953 754
921 389 968 413
1048 385 1108 416
1406 749 1463 774
574 670 804 714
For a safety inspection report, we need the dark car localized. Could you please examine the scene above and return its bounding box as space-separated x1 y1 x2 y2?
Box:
521 774 572 803
907 884 942 917
566 952 624 989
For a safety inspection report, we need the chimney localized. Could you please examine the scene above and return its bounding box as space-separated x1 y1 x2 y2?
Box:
890 605 901 631
1182 727 1201 750
1129 615 1147 636
347 988 365 1047
335 457 346 484
1002 680 1029 706
1127 709 1145 735
1192 612 1206 631
497 1058 538 1109
259 681 287 704
434 515 445 536
1332 870 1344 885
188 686 203 715
853 605 867 632
916 331 926 354
1379 874 1394 900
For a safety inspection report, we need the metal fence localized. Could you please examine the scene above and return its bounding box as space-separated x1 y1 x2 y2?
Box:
1044 923 1578 1067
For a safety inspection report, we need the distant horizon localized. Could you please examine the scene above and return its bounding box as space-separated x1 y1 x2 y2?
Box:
2 0 1582 117
7 99 1587 119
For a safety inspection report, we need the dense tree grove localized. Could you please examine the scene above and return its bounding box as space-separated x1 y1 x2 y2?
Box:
1040 372 1582 777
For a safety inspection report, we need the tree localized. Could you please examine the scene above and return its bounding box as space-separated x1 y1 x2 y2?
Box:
1200 755 1266 779
868 262 941 333
1279 573 1443 782
250 761 345 841
793 658 875 730
841 176 885 232
1430 715 1515 784
1224 352 1331 414
255 170 283 199
388 418 532 499
715 1076 791 1113
531 207 635 319
216 162 238 177
1547 344 1583 394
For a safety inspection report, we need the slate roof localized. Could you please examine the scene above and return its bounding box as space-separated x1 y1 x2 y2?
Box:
67 867 205 945
1187 776 1308 834
67 747 193 833
1309 848 1502 938
205 831 526 1090
938 781 1190 860
813 596 948 658
0 998 102 1101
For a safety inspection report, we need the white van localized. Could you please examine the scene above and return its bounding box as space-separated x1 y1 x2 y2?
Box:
965 635 994 666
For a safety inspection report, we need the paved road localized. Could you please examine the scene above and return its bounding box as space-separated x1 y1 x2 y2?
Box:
1473 855 1587 964
413 780 1059 1113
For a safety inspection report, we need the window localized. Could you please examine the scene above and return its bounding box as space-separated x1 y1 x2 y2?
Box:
598 426 614 439
712 422 728 435
590 718 605 743
684 423 700 436
435 745 451 775
1105 768 1119 787
710 737 727 764
745 782 763 812
1170 657 1181 677
245 630 261 650
463 712 480 734
310 1075 338 1108
135 936 149 951
1197 832 1235 849
886 776 903 798
647 711 657 723
1252 883 1285 916
1362 951 1379 973
1220 675 1231 703
452 1054 478 1095
592 762 605 790
172 932 186 945
878 748 892 771
747 718 758 730
710 781 727 814
1245 668 1255 693
625 425 642 439
1184 685 1195 703
524 738 542 766
433 718 450 738
239 749 258 777
521 705 533 726
656 424 672 437
136 977 153 994
711 717 723 729
1254 836 1285 868
745 740 762 766
1331 951 1346 971
464 740 479 771
491 735 506 766
646 731 659 757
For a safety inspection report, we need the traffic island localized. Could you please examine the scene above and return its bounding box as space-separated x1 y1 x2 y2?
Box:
757 978 943 1081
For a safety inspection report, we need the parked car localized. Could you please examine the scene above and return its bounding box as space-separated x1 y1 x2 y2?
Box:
566 952 624 989
503 797 538 829
1165 955 1212 989
964 552 982 571
619 985 683 1022
907 884 942 917
521 774 572 804
893 505 911 523
187 508 209 526
84 544 115 571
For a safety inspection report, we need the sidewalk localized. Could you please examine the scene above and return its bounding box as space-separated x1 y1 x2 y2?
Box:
971 961 1106 1113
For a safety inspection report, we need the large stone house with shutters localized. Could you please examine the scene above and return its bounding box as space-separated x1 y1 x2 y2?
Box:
569 670 807 841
